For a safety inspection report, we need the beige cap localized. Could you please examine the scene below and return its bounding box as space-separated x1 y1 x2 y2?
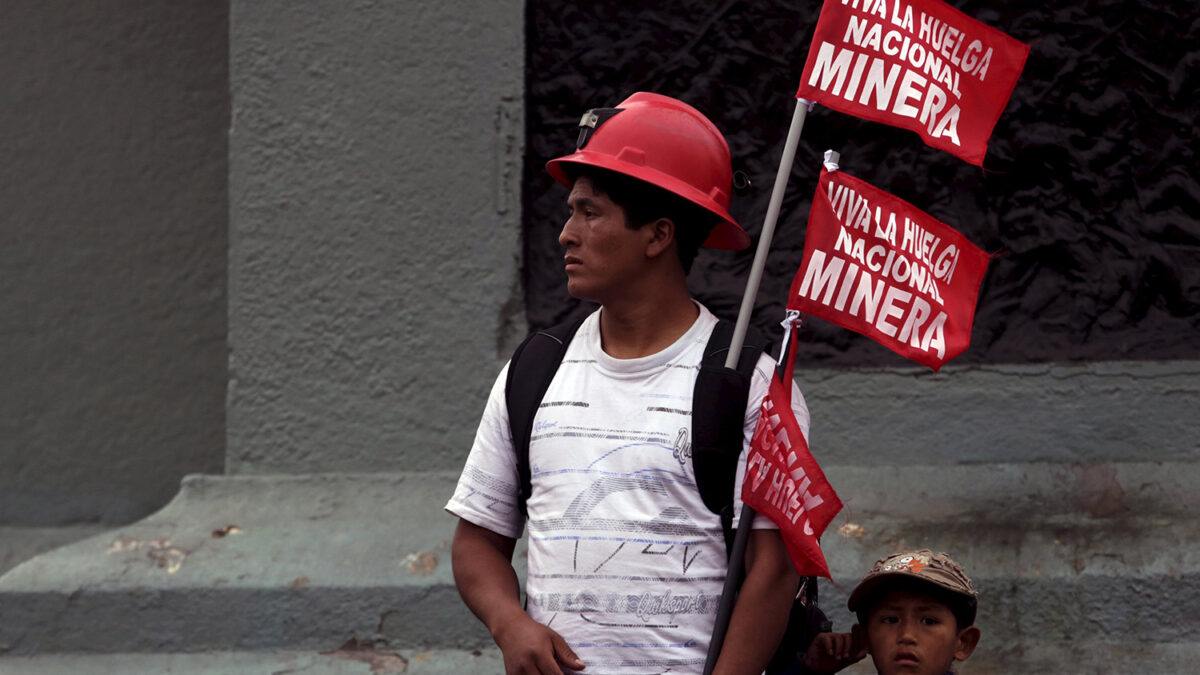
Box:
847 549 978 617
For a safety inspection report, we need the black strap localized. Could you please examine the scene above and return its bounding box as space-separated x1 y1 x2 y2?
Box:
692 320 766 535
505 314 587 517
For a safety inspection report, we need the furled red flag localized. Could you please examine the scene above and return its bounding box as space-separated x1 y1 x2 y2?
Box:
741 352 842 578
796 0 1029 165
790 166 990 371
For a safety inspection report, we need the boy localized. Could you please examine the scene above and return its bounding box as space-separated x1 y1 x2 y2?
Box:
445 92 809 674
799 550 981 675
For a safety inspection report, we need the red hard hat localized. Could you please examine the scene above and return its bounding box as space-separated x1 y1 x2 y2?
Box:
546 92 750 251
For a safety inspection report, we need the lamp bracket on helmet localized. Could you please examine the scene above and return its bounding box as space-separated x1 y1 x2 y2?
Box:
575 107 623 149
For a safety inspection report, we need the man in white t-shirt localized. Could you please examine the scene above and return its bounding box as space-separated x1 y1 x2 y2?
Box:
446 92 809 675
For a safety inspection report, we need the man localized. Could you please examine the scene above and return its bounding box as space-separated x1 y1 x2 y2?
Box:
445 92 810 675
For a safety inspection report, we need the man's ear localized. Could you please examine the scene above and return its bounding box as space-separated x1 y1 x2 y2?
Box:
645 217 676 259
954 625 981 662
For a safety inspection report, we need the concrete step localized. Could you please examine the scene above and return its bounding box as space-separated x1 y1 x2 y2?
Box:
1 643 1196 675
0 472 501 655
1 464 1197 673
837 642 1200 675
0 647 504 674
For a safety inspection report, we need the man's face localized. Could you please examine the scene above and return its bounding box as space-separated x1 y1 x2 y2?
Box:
558 175 651 303
862 589 975 675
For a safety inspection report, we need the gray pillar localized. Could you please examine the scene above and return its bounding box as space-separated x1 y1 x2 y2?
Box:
228 0 525 474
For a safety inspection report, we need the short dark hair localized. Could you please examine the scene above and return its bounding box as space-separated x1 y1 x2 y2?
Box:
564 165 718 273
854 577 978 630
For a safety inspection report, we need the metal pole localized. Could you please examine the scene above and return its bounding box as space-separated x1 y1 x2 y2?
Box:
704 98 809 675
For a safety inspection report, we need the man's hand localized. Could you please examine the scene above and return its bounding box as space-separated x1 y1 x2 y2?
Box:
493 613 586 674
451 520 586 674
801 631 867 674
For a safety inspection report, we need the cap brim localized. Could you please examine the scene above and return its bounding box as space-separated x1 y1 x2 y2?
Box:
847 572 965 614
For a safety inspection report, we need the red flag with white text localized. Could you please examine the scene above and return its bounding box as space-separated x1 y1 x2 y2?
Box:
742 374 842 578
796 0 1029 165
789 168 990 370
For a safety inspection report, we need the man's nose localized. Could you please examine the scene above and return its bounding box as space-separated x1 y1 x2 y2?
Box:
559 215 579 248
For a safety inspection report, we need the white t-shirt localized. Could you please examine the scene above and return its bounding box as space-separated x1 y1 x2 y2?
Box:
445 304 810 675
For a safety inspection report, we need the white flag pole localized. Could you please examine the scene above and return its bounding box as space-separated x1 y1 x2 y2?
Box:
703 97 811 675
723 98 810 370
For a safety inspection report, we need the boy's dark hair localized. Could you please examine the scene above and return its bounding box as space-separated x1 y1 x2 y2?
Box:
565 165 718 273
854 577 978 630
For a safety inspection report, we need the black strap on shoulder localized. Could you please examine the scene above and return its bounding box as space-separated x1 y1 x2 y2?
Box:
691 319 766 530
505 314 587 517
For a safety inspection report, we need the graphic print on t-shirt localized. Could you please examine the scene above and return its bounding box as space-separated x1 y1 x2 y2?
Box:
520 325 729 674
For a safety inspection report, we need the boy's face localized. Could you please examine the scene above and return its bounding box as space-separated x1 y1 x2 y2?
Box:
857 589 979 675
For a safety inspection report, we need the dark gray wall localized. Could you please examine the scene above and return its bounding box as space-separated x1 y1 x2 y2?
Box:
228 0 525 474
0 1 228 524
523 0 1200 367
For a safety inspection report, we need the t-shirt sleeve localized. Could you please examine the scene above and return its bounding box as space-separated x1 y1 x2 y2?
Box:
443 362 527 540
732 352 811 530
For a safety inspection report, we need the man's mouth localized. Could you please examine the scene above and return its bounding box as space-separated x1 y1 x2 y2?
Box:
564 255 583 270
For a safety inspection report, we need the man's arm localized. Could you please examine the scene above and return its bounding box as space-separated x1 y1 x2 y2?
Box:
711 528 800 675
451 519 586 674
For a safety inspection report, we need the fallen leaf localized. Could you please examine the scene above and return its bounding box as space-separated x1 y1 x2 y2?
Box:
212 525 243 538
837 523 867 539
321 638 408 673
401 552 438 575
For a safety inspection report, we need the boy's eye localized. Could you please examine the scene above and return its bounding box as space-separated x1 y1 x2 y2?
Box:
921 616 941 626
879 615 899 624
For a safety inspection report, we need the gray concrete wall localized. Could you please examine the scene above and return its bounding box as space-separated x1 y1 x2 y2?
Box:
0 1 228 525
228 0 525 474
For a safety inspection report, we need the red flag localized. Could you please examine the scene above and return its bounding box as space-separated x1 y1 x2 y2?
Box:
742 375 842 578
796 0 1029 165
789 168 990 371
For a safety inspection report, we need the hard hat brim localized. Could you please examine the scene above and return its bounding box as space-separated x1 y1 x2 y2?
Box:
547 153 751 251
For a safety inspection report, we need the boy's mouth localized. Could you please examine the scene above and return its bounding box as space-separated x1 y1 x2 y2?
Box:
894 649 919 665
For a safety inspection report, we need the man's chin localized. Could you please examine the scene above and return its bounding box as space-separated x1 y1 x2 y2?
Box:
565 282 600 304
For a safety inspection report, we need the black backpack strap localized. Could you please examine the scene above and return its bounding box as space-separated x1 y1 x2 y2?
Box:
691 319 767 543
505 314 588 517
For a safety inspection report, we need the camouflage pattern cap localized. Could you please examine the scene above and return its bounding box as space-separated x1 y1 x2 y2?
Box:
847 549 978 615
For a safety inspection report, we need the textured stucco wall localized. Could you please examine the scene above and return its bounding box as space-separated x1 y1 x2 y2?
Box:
0 1 228 524
228 1 525 473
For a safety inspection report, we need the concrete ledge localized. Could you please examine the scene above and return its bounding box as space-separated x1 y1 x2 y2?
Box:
2 465 1197 664
837 642 1200 674
0 647 504 674
820 519 1200 642
0 472 505 654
